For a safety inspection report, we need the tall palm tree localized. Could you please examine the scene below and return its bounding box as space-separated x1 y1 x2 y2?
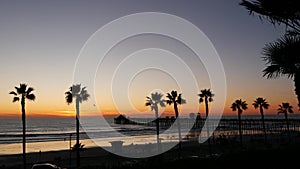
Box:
253 97 270 142
145 92 165 152
231 99 248 145
240 0 300 108
65 84 89 168
166 90 186 156
262 35 300 107
277 102 293 141
198 89 214 156
9 83 36 169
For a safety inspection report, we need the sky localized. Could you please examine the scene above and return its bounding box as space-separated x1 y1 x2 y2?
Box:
0 0 297 118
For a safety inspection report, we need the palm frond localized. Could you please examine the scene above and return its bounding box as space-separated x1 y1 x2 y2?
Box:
278 102 294 114
231 99 248 111
166 100 172 105
159 101 166 107
198 88 214 103
253 97 269 109
72 84 81 94
15 86 21 94
26 94 36 101
239 0 300 32
19 83 27 93
262 64 284 78
199 98 204 103
262 35 300 79
13 97 19 102
26 87 34 95
65 92 73 104
253 102 259 109
177 94 186 105
231 103 237 111
171 90 177 98
166 93 173 101
9 91 17 96
81 93 90 101
198 93 204 98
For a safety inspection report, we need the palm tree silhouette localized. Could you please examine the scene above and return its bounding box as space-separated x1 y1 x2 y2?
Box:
262 35 300 108
9 83 36 169
240 0 300 108
198 89 214 156
166 90 186 156
65 84 89 168
277 102 293 141
253 97 270 142
145 92 166 152
231 99 248 145
240 0 300 33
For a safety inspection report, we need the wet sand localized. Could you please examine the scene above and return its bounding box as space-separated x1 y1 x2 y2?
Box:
1 133 299 169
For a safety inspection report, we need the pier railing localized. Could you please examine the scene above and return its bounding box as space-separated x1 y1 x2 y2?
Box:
128 118 300 139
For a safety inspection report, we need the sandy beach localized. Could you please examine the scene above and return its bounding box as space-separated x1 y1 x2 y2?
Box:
1 133 300 169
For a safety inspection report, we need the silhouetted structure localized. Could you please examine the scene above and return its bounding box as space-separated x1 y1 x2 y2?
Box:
253 97 270 142
240 0 300 108
278 102 294 142
198 89 214 156
166 90 186 157
9 83 36 169
145 92 166 152
65 84 90 168
114 114 138 125
231 99 248 145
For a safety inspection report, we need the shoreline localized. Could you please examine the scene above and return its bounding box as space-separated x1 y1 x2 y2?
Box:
1 133 299 169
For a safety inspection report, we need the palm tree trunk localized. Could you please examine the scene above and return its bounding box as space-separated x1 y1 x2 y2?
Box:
155 107 160 152
260 107 267 143
294 72 300 108
205 98 212 156
238 110 242 145
21 96 26 169
285 112 291 142
174 103 182 157
75 98 80 168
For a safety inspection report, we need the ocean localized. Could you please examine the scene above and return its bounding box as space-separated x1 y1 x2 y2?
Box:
0 114 299 155
0 117 163 154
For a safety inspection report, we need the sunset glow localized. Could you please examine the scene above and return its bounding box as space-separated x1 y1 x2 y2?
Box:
0 0 298 118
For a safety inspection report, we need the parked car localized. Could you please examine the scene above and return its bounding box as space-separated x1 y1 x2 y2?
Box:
31 163 66 169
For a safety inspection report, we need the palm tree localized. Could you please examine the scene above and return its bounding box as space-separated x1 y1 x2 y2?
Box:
198 89 214 156
240 0 300 108
166 90 186 156
145 92 165 152
277 102 293 141
9 83 36 169
262 35 300 108
231 99 248 145
253 97 270 142
239 0 300 33
65 84 89 168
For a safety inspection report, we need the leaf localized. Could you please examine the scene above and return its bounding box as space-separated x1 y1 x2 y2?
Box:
9 91 17 96
13 97 19 102
26 87 34 95
26 94 36 101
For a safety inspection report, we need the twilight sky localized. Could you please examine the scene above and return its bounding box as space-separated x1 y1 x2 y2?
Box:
0 0 296 117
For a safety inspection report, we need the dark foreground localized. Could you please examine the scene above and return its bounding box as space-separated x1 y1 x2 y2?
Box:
1 134 300 169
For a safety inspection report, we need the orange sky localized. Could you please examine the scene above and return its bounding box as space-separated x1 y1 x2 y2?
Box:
0 1 298 119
